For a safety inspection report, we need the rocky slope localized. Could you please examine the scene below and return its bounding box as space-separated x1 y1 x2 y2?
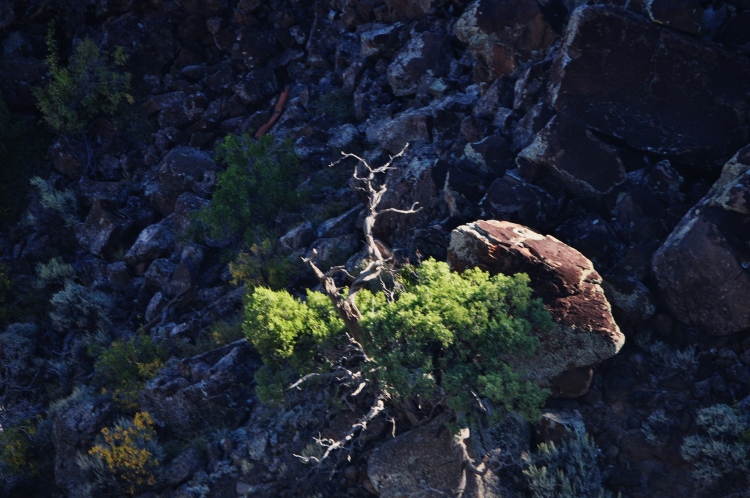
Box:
0 0 750 497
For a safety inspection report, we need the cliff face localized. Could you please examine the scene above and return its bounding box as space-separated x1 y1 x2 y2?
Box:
1 0 750 496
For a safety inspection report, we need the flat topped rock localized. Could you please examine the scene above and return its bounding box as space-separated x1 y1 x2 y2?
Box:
448 220 624 397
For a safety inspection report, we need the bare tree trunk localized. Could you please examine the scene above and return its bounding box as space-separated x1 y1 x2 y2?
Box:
302 144 419 347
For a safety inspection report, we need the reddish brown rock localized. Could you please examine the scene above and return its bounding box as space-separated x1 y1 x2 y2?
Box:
448 220 624 397
652 145 750 336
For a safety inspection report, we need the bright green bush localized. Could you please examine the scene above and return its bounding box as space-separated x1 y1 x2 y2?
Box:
93 334 168 411
33 25 133 134
523 434 616 498
681 404 750 488
196 133 301 246
244 259 552 425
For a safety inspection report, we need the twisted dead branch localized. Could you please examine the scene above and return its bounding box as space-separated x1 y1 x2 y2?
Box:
302 143 420 346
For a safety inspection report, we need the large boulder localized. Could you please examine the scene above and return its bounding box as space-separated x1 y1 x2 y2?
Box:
150 146 218 216
76 200 129 258
367 414 462 497
448 220 624 397
517 110 626 197
123 216 175 267
652 145 750 336
549 6 750 167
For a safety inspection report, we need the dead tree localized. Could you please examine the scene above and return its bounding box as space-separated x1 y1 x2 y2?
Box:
302 144 419 348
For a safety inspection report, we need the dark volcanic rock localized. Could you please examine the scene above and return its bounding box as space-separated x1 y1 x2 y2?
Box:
124 216 175 266
141 341 260 435
386 31 451 96
645 0 703 35
517 110 626 198
233 68 279 106
455 0 566 81
653 145 750 336
77 200 129 258
448 220 625 397
554 214 625 273
232 27 277 69
151 146 218 215
480 173 555 229
549 6 750 167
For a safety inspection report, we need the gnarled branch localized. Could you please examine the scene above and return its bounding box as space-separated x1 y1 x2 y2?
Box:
303 144 420 346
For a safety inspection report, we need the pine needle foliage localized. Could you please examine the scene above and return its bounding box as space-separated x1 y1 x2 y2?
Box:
196 133 301 247
33 24 133 134
244 259 552 426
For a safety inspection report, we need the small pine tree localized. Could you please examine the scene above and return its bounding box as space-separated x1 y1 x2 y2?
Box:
33 24 133 134
196 133 301 246
244 259 553 426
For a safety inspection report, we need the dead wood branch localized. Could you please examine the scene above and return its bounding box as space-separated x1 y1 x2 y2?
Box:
303 144 420 346
315 396 385 464
254 86 290 139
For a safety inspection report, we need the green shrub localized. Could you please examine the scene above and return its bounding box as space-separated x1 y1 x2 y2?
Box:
681 404 750 488
0 418 39 485
316 88 354 121
244 259 552 426
33 25 133 134
93 334 168 411
49 281 113 334
34 257 75 289
642 409 671 446
229 239 301 290
196 133 301 246
635 331 697 379
27 177 78 228
0 323 37 381
523 434 616 498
